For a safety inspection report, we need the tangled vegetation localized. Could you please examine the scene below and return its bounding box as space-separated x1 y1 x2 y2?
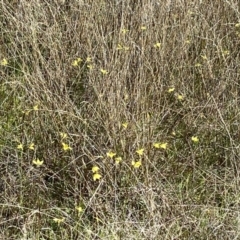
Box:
1 1 240 239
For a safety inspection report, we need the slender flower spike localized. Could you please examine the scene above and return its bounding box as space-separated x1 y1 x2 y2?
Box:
115 157 122 164
62 142 72 151
0 58 8 66
93 173 102 181
154 42 161 48
191 136 199 143
153 142 168 149
168 87 175 93
100 69 108 75
136 148 144 156
33 105 39 111
32 159 44 167
92 165 100 173
17 144 23 151
29 143 35 150
107 151 116 158
53 218 65 224
132 160 141 168
122 122 128 129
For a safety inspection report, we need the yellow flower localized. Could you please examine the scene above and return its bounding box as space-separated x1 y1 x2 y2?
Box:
117 44 123 50
191 136 199 143
17 143 23 150
122 122 128 129
76 206 83 213
141 26 147 30
153 142 168 149
100 68 108 75
177 94 184 100
62 142 72 151
185 39 191 44
29 143 35 150
53 218 65 224
33 105 39 111
32 159 44 167
92 165 100 173
222 50 230 56
121 28 129 34
201 55 208 60
136 148 144 156
0 58 8 66
72 58 82 66
87 64 93 69
132 160 141 168
93 173 102 181
107 151 116 158
60 132 67 139
168 87 175 93
154 42 161 48
195 63 202 67
86 57 92 62
115 157 122 164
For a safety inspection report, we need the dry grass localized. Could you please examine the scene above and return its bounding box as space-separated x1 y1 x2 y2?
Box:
1 0 240 239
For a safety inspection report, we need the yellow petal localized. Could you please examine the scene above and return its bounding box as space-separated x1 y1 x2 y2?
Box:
132 160 141 168
93 173 102 181
86 57 92 62
29 143 35 150
122 122 128 129
33 105 39 111
107 151 116 158
62 142 72 151
87 64 93 69
154 42 161 48
121 28 129 34
53 218 65 224
92 165 100 173
191 136 199 143
32 159 44 166
60 132 67 139
168 87 175 93
136 148 144 156
0 58 8 66
76 206 83 213
100 69 108 74
115 157 122 164
17 144 23 150
153 142 168 149
177 95 184 100
117 44 123 50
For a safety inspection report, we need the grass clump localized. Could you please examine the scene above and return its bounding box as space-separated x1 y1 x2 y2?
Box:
1 1 240 239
